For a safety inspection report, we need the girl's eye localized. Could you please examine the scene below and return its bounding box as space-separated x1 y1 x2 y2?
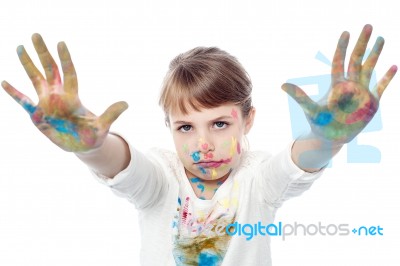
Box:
178 122 228 132
214 121 228 129
179 125 192 132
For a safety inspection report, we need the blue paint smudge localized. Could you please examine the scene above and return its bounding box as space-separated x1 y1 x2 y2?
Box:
22 102 36 114
199 251 220 266
197 184 205 193
191 151 200 162
313 111 333 126
199 196 206 200
16 46 24 56
44 116 80 140
199 167 207 174
172 221 177 228
190 177 203 183
178 197 181 205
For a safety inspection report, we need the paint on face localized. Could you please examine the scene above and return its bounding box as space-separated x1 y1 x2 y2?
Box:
196 158 232 169
211 169 217 179
183 144 189 153
191 151 201 162
222 140 230 149
229 136 237 157
173 104 246 183
201 143 208 150
190 136 235 181
204 152 213 159
236 142 241 154
198 166 207 174
231 108 238 120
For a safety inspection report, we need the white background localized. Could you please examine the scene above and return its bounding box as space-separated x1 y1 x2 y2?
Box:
0 0 399 265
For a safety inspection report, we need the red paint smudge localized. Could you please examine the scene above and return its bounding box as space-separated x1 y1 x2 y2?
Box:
345 101 376 124
80 128 96 146
231 109 238 119
31 111 43 124
182 197 190 224
204 153 214 159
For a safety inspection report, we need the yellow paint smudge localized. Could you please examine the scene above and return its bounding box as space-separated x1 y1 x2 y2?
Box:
211 169 217 179
229 136 237 157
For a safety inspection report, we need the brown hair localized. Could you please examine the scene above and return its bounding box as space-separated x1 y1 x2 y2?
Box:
159 47 253 125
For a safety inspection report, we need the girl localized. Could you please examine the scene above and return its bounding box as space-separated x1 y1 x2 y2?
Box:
2 24 396 265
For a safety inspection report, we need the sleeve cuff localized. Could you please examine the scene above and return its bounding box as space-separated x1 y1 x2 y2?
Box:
279 140 325 181
89 132 137 187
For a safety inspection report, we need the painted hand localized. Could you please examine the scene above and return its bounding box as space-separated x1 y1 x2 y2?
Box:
282 24 397 143
1 34 128 152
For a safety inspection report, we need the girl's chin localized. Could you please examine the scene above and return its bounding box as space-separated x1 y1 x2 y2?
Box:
193 168 232 181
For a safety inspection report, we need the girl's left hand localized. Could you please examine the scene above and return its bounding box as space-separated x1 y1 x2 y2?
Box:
283 24 397 143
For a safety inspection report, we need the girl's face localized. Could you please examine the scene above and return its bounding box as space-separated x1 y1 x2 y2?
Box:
170 103 255 181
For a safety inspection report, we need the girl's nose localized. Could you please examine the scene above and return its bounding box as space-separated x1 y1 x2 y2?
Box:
198 138 215 153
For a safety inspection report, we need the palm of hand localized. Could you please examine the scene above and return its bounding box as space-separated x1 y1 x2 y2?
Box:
283 25 397 143
2 34 127 152
309 80 378 142
28 93 101 152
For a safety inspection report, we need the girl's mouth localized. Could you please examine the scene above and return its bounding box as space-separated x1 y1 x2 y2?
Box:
195 158 231 168
196 161 223 168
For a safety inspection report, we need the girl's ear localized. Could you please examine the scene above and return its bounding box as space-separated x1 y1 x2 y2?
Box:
244 107 256 135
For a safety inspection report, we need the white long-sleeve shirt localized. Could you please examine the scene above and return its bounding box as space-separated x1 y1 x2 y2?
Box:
91 139 323 266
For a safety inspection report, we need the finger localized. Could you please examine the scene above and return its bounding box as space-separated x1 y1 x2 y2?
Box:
98 101 129 127
32 33 62 87
17 45 45 96
57 41 78 94
281 83 318 116
360 37 384 88
331 31 349 84
372 65 397 99
1 80 37 114
347 24 373 81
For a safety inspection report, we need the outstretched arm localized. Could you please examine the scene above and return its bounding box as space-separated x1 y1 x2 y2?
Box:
2 34 130 178
283 25 397 172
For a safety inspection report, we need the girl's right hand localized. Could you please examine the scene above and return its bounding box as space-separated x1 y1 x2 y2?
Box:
1 33 128 152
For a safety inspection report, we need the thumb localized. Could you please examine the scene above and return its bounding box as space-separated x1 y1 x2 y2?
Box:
99 101 129 127
281 83 317 116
